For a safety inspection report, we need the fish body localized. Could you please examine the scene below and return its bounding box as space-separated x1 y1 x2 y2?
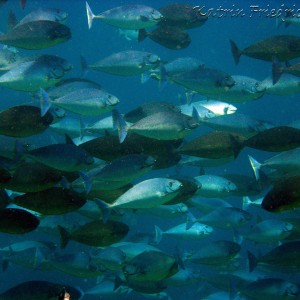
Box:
0 105 53 137
58 220 129 248
230 35 300 64
241 278 300 300
14 187 86 215
0 208 39 234
86 2 162 30
158 3 208 29
0 20 71 50
0 54 72 92
28 143 94 172
88 50 160 76
171 65 235 97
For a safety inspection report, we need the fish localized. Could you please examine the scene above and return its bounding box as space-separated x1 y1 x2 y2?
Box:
197 113 274 138
123 250 179 282
177 131 245 159
40 87 120 117
124 101 181 123
240 278 300 300
191 99 237 116
118 28 140 41
244 219 293 244
193 174 238 198
90 247 126 271
171 65 235 97
58 220 129 248
13 187 87 215
187 207 252 230
261 175 300 212
97 177 183 222
47 78 102 99
248 148 300 181
0 105 54 137
86 2 162 30
158 3 208 29
211 75 266 103
187 240 241 267
49 251 103 278
14 8 68 27
244 126 300 152
27 136 94 172
0 280 83 300
50 116 84 138
0 54 72 92
272 56 300 84
0 20 71 50
84 50 160 77
230 35 300 64
113 109 198 142
262 73 300 96
0 208 39 234
0 162 62 193
138 26 191 50
248 241 300 272
72 154 155 191
78 133 182 169
154 222 213 244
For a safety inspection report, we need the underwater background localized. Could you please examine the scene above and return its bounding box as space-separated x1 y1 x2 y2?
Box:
0 0 300 299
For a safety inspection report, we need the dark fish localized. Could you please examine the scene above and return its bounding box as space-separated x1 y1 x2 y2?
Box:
58 220 129 248
158 3 208 29
14 187 86 215
27 137 94 172
171 65 235 97
0 20 71 50
124 101 181 123
261 175 300 212
19 0 26 9
230 35 300 65
79 133 182 169
177 131 245 159
244 126 300 152
248 241 300 272
0 105 53 137
123 250 179 282
0 208 39 234
0 280 82 300
0 162 62 193
139 26 191 50
272 56 300 84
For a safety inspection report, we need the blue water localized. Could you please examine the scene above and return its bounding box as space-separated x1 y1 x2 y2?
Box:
0 0 300 299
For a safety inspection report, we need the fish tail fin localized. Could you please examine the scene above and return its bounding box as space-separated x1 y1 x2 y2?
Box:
94 198 111 223
86 1 95 29
154 225 163 244
80 54 89 77
248 155 261 181
229 277 238 300
112 109 128 143
79 171 92 194
33 247 44 269
230 40 242 65
158 64 168 90
39 88 51 117
272 56 283 85
186 211 197 230
138 29 148 42
242 196 252 211
58 225 71 249
174 246 185 270
114 275 124 291
247 250 258 272
275 16 283 28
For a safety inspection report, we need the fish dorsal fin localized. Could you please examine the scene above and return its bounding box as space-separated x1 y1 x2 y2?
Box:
65 134 75 145
7 10 18 32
